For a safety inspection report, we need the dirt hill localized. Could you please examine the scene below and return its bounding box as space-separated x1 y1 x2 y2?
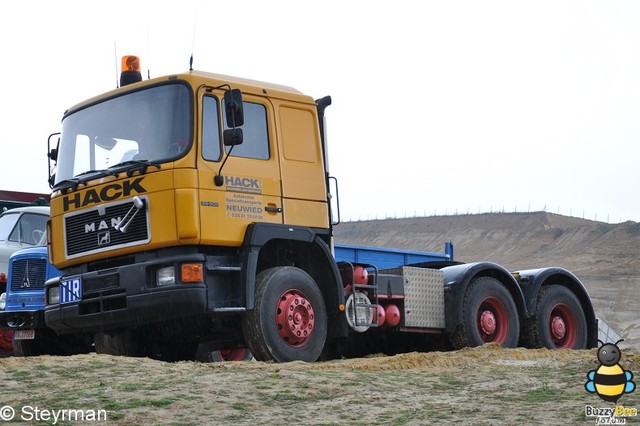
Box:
334 212 640 348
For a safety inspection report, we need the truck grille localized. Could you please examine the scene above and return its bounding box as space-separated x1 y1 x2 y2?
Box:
64 197 150 258
10 259 47 291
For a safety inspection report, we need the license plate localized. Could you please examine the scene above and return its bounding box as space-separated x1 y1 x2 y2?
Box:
13 329 35 340
60 277 83 304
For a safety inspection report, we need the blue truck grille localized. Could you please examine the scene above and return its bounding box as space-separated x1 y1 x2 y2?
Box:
10 259 47 291
64 198 150 258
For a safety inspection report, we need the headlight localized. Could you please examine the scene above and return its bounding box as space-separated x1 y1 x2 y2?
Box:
48 286 60 305
157 266 176 287
0 293 6 310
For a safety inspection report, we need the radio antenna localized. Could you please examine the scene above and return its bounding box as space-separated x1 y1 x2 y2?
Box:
190 0 200 71
113 42 119 88
146 16 151 79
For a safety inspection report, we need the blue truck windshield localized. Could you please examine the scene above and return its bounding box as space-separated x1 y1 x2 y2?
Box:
55 83 192 184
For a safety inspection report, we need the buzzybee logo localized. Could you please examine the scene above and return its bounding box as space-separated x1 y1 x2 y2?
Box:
585 339 636 403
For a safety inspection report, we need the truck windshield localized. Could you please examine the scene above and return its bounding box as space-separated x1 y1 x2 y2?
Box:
0 212 47 245
0 213 20 241
55 83 192 184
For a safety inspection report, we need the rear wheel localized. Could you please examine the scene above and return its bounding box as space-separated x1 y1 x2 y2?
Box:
215 348 252 361
242 267 327 362
523 285 587 349
451 276 520 349
199 348 253 362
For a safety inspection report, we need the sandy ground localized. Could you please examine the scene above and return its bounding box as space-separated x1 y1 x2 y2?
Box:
1 345 639 425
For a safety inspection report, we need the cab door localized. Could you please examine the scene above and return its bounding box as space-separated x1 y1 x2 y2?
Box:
197 91 283 247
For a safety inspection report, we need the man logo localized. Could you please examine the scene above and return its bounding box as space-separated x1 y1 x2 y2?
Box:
98 231 111 246
21 261 31 288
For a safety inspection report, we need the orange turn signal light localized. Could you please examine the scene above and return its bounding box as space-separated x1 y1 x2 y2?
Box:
181 264 204 283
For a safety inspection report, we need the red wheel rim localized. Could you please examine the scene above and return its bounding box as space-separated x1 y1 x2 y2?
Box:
476 297 509 344
218 349 247 361
548 303 577 348
276 289 315 347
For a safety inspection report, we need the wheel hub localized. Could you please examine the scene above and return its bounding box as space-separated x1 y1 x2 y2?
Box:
480 310 496 335
551 315 566 340
276 290 315 347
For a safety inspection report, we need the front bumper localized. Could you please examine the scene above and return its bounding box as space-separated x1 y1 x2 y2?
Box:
44 254 210 334
0 309 44 330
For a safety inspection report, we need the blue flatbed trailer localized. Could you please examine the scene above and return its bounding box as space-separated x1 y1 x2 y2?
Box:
327 239 597 359
334 242 454 270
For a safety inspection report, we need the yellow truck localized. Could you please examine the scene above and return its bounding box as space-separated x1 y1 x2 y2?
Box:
44 57 597 362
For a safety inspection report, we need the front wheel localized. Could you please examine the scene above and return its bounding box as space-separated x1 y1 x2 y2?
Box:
450 276 520 349
242 267 327 362
522 285 587 349
94 330 146 357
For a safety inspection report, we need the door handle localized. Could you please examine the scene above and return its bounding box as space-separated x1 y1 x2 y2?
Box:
265 206 283 213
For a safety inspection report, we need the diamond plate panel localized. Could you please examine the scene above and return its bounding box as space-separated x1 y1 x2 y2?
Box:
386 267 445 328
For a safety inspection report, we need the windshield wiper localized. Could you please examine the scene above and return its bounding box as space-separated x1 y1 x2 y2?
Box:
54 161 161 193
54 178 83 193
53 169 110 193
108 160 161 177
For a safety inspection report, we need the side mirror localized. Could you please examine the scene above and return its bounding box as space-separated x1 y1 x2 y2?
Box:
224 89 244 128
48 148 58 162
47 132 60 189
223 128 243 146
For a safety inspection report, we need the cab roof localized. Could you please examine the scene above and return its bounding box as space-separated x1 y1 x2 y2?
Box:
64 70 316 117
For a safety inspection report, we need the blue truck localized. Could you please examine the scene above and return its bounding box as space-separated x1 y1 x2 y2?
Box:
0 203 50 355
0 246 90 355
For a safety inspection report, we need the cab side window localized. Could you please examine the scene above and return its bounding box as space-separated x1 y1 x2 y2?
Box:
202 95 222 161
224 101 269 160
202 96 269 162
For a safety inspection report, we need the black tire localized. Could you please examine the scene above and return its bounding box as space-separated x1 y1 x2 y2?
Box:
12 338 43 357
450 276 520 349
242 267 327 362
522 285 587 349
94 330 146 357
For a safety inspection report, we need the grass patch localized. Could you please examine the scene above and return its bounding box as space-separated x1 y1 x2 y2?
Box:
9 369 32 380
523 383 567 403
438 373 467 387
103 396 178 411
231 402 250 412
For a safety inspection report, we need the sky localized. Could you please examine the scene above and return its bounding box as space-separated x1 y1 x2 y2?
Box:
1 1 639 223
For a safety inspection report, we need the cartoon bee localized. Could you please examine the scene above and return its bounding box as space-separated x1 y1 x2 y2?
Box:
585 339 636 403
